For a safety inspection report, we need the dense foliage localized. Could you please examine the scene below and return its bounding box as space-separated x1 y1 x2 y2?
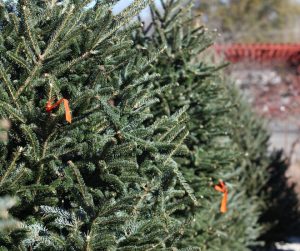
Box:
134 1 295 250
0 0 297 250
0 1 196 250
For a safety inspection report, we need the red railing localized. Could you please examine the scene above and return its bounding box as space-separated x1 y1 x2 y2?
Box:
214 44 300 69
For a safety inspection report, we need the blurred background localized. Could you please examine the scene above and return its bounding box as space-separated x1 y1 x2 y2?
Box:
194 0 300 201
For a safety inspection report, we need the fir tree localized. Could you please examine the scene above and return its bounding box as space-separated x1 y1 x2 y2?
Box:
0 1 195 250
226 84 300 249
134 0 291 250
225 84 271 249
135 1 248 250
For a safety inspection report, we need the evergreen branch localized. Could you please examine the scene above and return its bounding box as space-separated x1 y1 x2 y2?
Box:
93 121 110 134
0 147 23 187
131 185 150 221
98 97 121 130
171 105 189 121
151 82 177 96
144 232 176 251
128 88 151 110
165 1 193 29
101 40 134 58
36 129 58 185
21 3 41 56
72 91 97 109
162 129 188 166
0 101 25 123
54 0 153 76
173 163 198 207
149 1 163 22
107 160 138 172
156 24 171 56
91 0 151 50
37 154 58 165
21 36 37 64
45 74 63 99
123 73 160 92
122 132 157 153
16 4 75 97
53 51 91 76
88 196 140 249
21 223 58 249
6 51 31 72
117 0 150 20
0 62 17 103
159 125 186 143
67 161 88 200
10 13 20 34
102 173 126 195
15 62 41 98
41 5 75 59
20 124 40 160
133 97 160 111
17 184 54 193
40 206 75 228
160 128 198 206
63 12 84 39
134 46 167 78
107 142 137 158
11 165 30 187
157 106 188 142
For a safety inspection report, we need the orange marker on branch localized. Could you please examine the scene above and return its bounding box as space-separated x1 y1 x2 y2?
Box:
46 98 72 123
214 180 228 213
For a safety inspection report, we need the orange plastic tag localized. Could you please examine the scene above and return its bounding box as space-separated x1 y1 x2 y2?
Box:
46 98 71 123
63 99 71 123
214 180 228 213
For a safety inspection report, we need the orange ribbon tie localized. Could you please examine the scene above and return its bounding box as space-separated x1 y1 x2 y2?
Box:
214 180 228 213
46 98 72 123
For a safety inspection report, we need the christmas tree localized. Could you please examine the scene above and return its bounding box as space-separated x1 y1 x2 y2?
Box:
134 0 294 249
226 84 271 248
227 83 300 249
135 1 251 250
0 1 195 249
1 0 297 250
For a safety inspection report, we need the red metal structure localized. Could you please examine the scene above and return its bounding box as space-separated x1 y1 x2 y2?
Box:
214 44 300 71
